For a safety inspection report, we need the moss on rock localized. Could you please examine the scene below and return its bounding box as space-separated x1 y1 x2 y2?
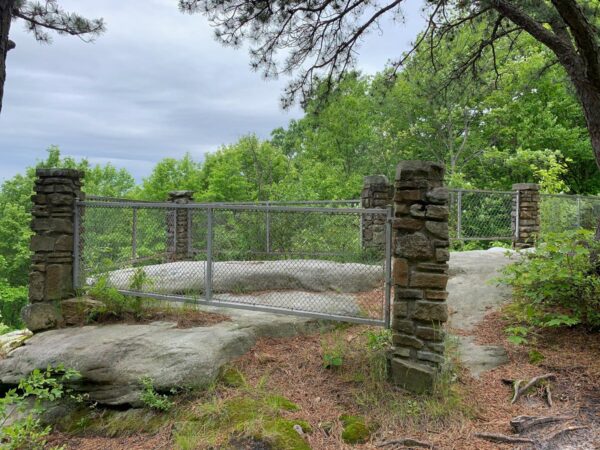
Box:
340 414 372 444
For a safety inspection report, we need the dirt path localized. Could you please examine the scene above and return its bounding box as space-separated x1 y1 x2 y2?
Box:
447 248 516 376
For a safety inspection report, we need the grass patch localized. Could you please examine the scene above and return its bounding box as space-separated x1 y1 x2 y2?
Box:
173 386 309 450
321 327 472 429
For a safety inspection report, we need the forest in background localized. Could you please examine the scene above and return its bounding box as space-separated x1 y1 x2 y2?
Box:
0 26 598 328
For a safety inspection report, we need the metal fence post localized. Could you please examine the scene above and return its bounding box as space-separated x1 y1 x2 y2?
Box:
384 206 393 329
187 209 193 257
457 189 462 240
265 201 271 254
132 207 137 260
515 190 520 239
73 201 81 290
576 195 581 228
205 207 213 301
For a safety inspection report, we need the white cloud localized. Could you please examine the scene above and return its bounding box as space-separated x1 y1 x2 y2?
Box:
0 0 426 182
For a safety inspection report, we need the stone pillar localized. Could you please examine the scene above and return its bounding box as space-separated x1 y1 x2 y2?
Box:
389 161 449 393
166 190 194 261
23 169 84 331
512 183 540 249
361 175 392 252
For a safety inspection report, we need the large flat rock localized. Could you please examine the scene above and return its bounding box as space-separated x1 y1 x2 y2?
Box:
0 310 329 406
103 259 383 294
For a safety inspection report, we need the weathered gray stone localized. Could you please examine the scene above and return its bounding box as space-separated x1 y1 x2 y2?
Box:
0 311 331 406
425 220 449 239
417 351 445 364
415 325 444 342
392 217 423 231
410 271 449 289
389 358 435 393
413 301 448 322
396 232 434 260
60 297 105 326
21 303 63 332
425 205 449 220
426 187 449 204
392 333 424 349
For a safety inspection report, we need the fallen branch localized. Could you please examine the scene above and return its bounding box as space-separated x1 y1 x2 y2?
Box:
376 438 432 448
475 433 535 444
510 415 574 434
511 373 556 404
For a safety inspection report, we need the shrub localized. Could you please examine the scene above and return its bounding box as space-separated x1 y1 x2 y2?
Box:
0 364 82 450
0 281 27 329
139 377 173 412
500 230 600 332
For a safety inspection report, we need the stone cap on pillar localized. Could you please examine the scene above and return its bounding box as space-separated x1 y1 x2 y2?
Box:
167 190 195 203
363 175 389 186
396 161 444 181
512 183 540 191
35 168 84 179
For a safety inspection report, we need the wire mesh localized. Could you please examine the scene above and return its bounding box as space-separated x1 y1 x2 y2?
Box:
448 189 514 241
76 201 389 325
540 194 600 234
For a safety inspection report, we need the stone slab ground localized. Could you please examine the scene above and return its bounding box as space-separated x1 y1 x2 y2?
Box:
0 249 515 405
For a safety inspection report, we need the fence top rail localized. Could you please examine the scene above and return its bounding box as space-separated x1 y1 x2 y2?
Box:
541 193 600 200
76 200 388 215
448 188 514 195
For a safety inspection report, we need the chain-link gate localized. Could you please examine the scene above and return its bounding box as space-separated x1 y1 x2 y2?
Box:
74 200 393 326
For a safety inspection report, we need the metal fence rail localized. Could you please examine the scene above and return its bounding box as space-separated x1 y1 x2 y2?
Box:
75 201 392 326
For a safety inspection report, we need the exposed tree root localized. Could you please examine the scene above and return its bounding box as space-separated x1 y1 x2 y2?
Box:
376 438 432 448
544 384 553 407
510 415 573 434
544 425 588 442
474 432 535 444
507 373 556 404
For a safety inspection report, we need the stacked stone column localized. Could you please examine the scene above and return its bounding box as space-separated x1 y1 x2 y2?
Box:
389 161 449 393
512 183 540 249
361 175 393 252
166 190 194 261
23 169 84 331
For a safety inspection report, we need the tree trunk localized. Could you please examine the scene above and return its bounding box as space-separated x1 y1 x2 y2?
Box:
0 0 14 114
569 75 600 245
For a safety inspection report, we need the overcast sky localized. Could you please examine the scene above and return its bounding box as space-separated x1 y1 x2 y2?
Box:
0 0 426 182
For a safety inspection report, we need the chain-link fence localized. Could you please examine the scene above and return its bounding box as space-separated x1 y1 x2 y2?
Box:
75 200 391 326
540 194 600 234
448 189 514 241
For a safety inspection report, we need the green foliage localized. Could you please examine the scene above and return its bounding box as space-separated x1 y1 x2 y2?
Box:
87 276 143 319
322 352 343 370
528 349 545 365
500 230 600 333
0 280 27 329
139 377 174 412
0 364 81 450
